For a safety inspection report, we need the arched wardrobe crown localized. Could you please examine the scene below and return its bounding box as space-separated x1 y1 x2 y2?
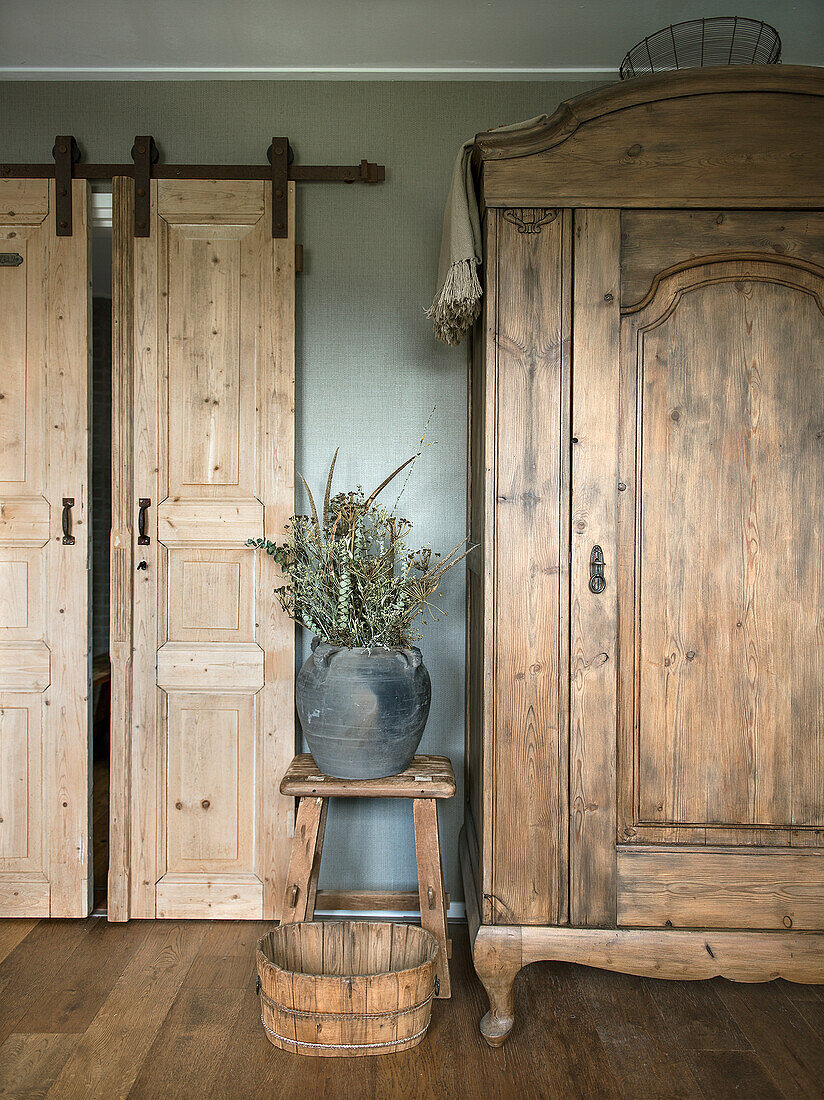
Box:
461 66 824 1047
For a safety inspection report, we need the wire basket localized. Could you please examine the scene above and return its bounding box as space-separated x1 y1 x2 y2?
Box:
620 17 781 79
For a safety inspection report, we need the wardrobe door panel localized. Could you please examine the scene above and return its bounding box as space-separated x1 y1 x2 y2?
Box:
0 180 91 917
113 179 295 920
569 210 621 927
490 208 571 925
572 210 824 931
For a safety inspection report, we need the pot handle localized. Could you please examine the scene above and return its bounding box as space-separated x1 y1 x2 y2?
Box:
397 650 423 669
312 645 340 667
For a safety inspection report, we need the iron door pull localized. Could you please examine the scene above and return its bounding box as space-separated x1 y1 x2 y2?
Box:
589 545 606 594
62 498 75 545
138 498 151 545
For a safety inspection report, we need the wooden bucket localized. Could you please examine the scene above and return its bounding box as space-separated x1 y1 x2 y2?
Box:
256 921 439 1057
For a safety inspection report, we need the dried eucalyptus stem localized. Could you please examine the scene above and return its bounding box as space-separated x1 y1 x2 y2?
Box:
249 446 471 648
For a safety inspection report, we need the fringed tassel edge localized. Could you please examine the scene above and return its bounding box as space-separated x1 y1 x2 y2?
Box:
426 259 482 346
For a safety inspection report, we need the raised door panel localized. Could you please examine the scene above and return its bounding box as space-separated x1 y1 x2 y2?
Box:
0 698 44 874
166 225 256 501
120 179 294 920
0 220 46 497
620 255 824 843
0 180 90 917
165 694 255 874
0 214 50 707
167 550 254 641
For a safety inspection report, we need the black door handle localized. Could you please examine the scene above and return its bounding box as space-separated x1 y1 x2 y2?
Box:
62 498 75 545
589 545 606 594
138 498 151 545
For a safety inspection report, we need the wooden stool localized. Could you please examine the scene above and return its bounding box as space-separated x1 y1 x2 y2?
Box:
279 753 456 998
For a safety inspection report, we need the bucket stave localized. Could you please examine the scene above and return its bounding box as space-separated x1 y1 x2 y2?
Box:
256 921 439 1057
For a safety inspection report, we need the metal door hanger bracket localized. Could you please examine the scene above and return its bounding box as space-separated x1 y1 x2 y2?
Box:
268 137 291 239
52 136 80 237
131 136 159 238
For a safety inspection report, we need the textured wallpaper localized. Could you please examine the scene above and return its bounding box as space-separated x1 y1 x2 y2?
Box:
0 78 601 901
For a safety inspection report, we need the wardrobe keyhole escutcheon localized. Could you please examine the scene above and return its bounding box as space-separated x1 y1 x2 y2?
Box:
589 545 606 594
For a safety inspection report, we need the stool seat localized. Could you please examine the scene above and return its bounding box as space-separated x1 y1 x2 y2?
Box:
279 752 455 998
280 753 456 800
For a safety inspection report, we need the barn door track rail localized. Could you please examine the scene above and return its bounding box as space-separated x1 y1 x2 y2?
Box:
0 134 386 238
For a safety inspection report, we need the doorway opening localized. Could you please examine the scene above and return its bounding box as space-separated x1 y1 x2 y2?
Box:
91 185 112 914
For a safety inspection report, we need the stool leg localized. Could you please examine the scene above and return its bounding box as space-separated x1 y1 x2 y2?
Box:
280 796 327 924
305 797 328 920
413 798 451 998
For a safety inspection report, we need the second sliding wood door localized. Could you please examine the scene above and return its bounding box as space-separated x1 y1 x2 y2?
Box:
110 178 295 920
0 179 91 917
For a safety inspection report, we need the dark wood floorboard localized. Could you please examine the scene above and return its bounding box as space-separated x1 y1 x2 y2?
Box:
574 964 704 1099
0 919 822 1099
712 979 824 1100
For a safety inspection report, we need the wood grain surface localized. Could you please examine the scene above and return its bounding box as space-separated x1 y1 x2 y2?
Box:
487 208 570 927
476 69 824 209
0 916 822 1098
0 179 91 917
112 179 295 921
279 754 456 799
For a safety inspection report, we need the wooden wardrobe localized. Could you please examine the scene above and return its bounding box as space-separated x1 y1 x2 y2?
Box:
462 65 824 1045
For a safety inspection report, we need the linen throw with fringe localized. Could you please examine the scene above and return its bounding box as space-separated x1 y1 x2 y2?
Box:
427 115 546 346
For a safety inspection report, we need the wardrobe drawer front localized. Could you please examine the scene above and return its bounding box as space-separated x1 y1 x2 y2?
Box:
618 848 824 930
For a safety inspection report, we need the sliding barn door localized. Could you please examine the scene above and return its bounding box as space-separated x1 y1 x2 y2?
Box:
0 180 91 917
571 210 824 930
111 179 295 920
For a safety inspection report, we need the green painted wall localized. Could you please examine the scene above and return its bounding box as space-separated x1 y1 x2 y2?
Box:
0 78 601 904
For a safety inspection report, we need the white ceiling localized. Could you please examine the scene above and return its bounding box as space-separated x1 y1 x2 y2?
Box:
1 1 821 79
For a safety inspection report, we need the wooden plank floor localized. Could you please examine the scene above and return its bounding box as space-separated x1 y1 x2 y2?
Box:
0 918 822 1099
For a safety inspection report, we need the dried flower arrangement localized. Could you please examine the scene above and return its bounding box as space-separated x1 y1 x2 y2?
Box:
249 447 470 649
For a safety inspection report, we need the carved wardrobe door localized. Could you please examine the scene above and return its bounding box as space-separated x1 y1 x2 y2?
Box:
110 178 295 920
0 180 91 917
572 210 824 929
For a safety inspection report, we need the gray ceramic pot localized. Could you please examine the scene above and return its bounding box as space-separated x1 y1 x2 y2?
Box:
296 640 431 779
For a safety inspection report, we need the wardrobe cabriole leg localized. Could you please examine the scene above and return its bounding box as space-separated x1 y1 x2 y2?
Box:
473 925 523 1047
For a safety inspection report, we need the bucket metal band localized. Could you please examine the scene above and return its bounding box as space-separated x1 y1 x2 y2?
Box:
260 1017 429 1052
